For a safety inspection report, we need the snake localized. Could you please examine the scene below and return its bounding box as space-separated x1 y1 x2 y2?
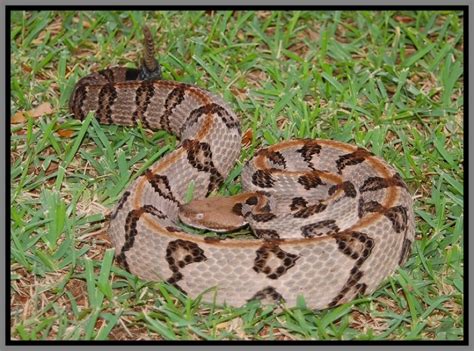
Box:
69 26 415 310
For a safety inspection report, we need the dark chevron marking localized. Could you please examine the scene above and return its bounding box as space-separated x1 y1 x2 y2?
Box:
251 212 277 222
336 147 373 174
249 286 284 303
242 195 277 222
335 231 374 261
70 84 88 120
301 219 340 237
358 199 409 234
298 171 325 190
96 83 118 124
145 170 180 205
358 198 385 218
254 229 280 240
329 181 357 198
256 149 287 168
207 103 240 130
290 197 308 211
158 85 186 131
131 80 155 128
182 139 224 194
165 86 186 110
252 169 275 188
384 206 409 233
398 238 412 265
182 103 239 136
266 151 286 168
165 239 207 289
297 140 321 169
110 191 131 220
253 243 299 279
293 201 327 218
360 174 408 193
328 231 374 307
115 205 166 271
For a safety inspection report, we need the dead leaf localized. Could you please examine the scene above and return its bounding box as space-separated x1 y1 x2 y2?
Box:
29 102 53 117
45 161 59 175
256 11 271 20
241 128 253 147
394 15 415 23
57 129 74 138
12 102 54 124
21 64 32 73
32 17 63 46
11 111 26 124
247 70 267 85
72 17 91 29
230 87 248 101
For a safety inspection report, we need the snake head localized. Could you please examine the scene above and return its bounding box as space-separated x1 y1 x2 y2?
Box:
178 193 255 232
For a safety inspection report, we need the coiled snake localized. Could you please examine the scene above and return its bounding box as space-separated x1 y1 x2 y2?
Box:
69 26 415 309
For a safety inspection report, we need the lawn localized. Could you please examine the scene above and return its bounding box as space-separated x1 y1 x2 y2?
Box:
10 10 464 341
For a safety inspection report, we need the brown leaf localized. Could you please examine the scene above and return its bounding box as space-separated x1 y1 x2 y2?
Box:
394 15 415 23
256 11 271 19
72 17 91 29
29 102 53 117
11 111 26 124
21 64 32 73
45 162 59 175
57 129 75 138
12 102 54 124
241 128 253 147
247 70 267 84
230 87 248 101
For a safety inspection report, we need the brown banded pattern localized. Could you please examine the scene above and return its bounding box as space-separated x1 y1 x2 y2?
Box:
69 26 415 310
116 205 166 271
131 80 156 127
329 231 374 307
182 139 224 194
96 83 118 124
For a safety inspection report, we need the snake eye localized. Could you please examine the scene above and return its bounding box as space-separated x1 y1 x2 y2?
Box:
195 213 204 220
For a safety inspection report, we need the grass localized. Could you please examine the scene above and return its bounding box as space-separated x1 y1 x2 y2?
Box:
9 10 464 341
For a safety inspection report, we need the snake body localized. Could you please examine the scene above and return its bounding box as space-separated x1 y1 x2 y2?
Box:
69 27 415 309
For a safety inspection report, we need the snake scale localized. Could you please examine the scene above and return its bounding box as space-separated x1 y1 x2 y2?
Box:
69 26 415 310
